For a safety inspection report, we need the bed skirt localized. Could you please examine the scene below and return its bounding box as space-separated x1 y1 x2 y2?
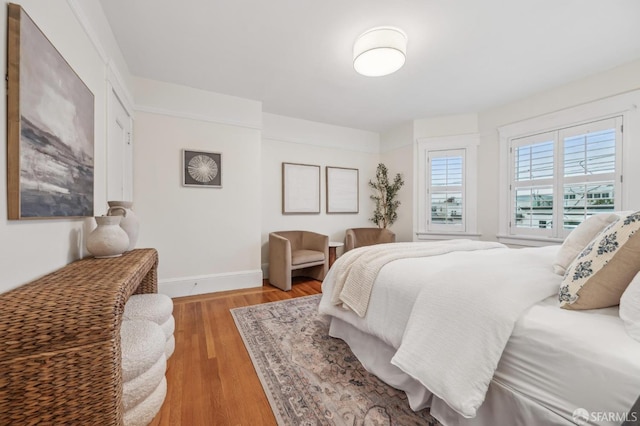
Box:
328 317 574 426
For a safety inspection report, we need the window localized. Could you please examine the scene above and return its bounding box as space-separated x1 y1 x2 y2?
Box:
429 150 465 231
508 117 622 239
416 134 479 240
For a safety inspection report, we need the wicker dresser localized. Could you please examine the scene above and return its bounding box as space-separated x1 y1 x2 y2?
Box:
0 249 159 425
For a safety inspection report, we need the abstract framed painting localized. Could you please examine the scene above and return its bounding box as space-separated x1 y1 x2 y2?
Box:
6 4 95 220
182 150 222 188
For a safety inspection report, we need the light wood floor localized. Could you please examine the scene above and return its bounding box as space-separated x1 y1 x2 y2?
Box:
149 278 322 426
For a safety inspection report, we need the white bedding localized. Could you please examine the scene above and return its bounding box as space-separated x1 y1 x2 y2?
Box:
330 240 504 316
319 244 640 424
495 296 640 424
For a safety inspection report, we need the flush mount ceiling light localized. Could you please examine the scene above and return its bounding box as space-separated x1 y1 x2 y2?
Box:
353 27 407 77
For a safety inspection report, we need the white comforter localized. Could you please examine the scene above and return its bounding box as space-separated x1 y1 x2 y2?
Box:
319 244 563 418
331 240 505 316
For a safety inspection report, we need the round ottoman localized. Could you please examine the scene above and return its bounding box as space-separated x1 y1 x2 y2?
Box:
124 294 175 360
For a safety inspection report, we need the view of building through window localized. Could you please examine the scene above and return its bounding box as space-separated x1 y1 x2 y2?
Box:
513 124 617 231
430 155 463 225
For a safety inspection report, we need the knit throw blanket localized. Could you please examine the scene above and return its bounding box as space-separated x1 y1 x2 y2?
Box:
330 240 506 317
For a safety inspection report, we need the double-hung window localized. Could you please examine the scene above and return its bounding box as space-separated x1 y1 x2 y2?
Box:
509 117 622 239
429 150 465 231
416 134 479 240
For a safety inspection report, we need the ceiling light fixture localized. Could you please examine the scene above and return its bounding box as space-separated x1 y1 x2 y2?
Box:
353 27 407 77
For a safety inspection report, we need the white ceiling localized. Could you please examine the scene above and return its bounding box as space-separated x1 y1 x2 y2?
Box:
99 0 640 133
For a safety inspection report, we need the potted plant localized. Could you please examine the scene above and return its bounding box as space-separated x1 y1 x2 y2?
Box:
369 163 404 228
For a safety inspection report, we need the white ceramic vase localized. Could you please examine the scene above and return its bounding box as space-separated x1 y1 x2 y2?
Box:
107 201 139 252
86 216 130 258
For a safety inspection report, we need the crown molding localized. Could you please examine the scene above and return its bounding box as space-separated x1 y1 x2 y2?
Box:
134 105 263 130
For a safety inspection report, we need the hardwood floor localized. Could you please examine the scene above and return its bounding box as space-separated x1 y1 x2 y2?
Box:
149 278 322 426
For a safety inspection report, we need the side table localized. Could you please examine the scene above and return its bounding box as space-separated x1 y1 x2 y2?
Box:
328 241 344 268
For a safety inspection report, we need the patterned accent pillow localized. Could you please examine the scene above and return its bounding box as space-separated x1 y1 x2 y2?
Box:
559 210 640 310
552 212 620 275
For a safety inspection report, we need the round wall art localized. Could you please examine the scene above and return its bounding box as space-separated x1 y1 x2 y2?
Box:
182 149 222 187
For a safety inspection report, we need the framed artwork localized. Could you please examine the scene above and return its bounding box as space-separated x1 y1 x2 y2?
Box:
183 150 222 187
326 166 359 214
282 163 320 214
7 4 95 220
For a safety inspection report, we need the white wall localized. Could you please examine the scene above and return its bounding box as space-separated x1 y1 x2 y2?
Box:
380 122 414 242
0 0 133 293
477 59 640 241
261 113 380 275
133 78 263 297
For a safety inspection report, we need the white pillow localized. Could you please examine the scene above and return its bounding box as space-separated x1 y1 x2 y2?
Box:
552 213 619 275
620 271 640 342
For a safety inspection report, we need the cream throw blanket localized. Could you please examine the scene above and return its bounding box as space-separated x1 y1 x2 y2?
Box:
330 240 506 317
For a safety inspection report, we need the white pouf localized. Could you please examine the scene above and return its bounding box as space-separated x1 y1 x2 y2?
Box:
124 377 167 426
121 320 166 382
124 294 173 325
164 335 175 360
123 353 167 410
160 315 175 340
124 294 175 366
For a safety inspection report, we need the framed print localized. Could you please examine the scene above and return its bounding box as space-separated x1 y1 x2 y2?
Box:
183 150 222 187
282 163 320 214
326 166 359 214
7 4 95 219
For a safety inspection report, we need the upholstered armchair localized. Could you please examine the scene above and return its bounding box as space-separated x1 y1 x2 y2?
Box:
268 230 329 291
344 228 396 252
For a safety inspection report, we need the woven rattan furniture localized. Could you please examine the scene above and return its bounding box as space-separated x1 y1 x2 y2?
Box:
0 248 159 425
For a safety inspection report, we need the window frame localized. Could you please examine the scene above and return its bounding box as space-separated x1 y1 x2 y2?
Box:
416 134 479 241
427 148 466 232
498 92 637 246
508 118 621 239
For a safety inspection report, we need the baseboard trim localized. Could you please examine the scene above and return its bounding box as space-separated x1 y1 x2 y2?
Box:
159 269 263 298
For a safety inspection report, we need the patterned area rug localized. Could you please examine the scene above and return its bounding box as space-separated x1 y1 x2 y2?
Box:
231 295 441 426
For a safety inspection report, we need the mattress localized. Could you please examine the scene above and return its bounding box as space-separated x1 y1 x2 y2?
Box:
319 244 640 425
495 295 640 425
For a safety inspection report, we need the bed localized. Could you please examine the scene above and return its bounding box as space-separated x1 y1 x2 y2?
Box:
318 238 640 426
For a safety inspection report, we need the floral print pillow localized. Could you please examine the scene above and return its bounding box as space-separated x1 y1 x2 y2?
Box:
560 211 640 310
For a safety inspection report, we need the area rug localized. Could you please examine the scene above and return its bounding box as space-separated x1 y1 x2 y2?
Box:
231 295 441 426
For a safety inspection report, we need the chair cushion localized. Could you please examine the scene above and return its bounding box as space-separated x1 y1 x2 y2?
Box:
292 249 324 265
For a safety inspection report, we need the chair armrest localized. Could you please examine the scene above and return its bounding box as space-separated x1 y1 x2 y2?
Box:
269 233 292 289
380 229 396 244
269 233 292 268
302 231 328 255
345 229 356 252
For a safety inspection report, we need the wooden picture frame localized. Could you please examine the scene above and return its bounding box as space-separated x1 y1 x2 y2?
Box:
282 163 321 214
182 150 222 188
7 4 95 219
326 166 359 214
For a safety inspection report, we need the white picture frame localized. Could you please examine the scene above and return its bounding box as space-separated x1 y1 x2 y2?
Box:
282 162 320 214
326 166 359 214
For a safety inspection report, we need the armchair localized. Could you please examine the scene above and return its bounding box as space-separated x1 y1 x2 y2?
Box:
344 227 396 252
268 230 329 291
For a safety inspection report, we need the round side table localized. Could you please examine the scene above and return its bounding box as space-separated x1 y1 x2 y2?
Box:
328 241 344 268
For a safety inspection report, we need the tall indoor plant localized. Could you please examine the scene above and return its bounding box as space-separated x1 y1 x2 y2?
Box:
369 163 405 228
